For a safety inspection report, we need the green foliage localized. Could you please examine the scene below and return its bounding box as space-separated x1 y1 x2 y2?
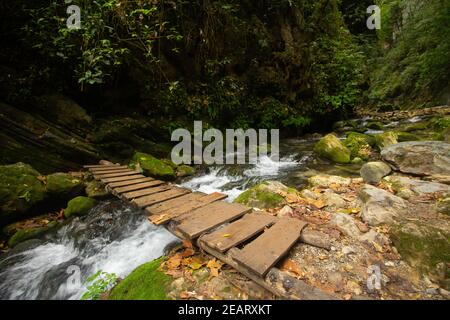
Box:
81 270 119 300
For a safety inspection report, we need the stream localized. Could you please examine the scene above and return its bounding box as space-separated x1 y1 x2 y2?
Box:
0 115 426 300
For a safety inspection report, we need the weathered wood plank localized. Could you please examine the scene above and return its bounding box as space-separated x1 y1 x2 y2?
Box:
121 185 172 200
174 202 252 239
113 180 163 194
132 188 190 208
232 218 307 277
94 171 140 179
101 174 144 183
84 164 120 169
106 177 154 188
89 168 131 174
146 192 206 215
199 213 276 253
148 192 227 225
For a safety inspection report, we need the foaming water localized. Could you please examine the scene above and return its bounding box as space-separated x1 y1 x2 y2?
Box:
0 200 178 300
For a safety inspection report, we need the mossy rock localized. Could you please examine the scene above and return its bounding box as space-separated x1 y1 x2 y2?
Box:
234 181 286 209
132 152 175 181
64 196 97 218
108 257 171 300
365 121 384 130
374 131 398 150
314 134 351 164
85 180 109 199
7 221 58 247
390 222 450 289
396 132 420 142
176 165 196 178
46 173 84 199
403 122 429 132
344 132 375 161
0 163 47 225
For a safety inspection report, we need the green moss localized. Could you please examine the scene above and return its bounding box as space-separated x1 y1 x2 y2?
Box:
64 196 97 218
46 173 83 199
396 131 420 142
85 180 109 199
108 257 171 300
0 163 47 225
132 152 175 181
374 131 398 150
234 183 285 209
176 165 195 178
390 222 450 289
7 221 58 247
403 122 429 132
365 121 384 130
344 132 375 160
314 134 351 164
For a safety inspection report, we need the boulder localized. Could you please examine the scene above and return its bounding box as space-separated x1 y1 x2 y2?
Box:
359 185 408 226
314 134 351 164
320 190 347 209
131 152 175 180
64 196 97 218
360 162 392 184
381 141 450 177
46 173 84 200
234 181 287 209
176 165 196 178
6 221 58 247
384 176 450 197
329 213 362 238
308 174 352 188
344 132 375 161
390 222 450 290
85 180 110 199
374 131 398 150
0 163 47 226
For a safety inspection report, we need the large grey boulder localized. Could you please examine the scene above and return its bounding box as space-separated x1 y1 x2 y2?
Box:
360 161 392 184
384 176 450 197
359 185 409 226
381 141 450 177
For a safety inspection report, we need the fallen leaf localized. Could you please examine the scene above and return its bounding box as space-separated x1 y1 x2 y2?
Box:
222 233 232 238
183 256 205 270
37 175 47 184
206 259 222 277
166 253 182 270
181 248 195 258
182 239 193 249
372 241 384 253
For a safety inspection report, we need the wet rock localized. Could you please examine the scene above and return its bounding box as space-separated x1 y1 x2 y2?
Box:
0 163 47 226
64 196 97 218
359 185 408 226
360 161 392 184
131 152 175 180
329 213 362 238
374 131 398 150
176 165 196 178
381 141 450 177
396 132 420 142
234 181 287 209
7 221 59 247
314 134 351 164
308 174 352 188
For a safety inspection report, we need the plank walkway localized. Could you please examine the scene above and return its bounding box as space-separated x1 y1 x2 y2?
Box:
83 163 322 299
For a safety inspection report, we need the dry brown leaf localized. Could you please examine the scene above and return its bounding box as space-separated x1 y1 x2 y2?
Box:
206 259 222 277
182 239 193 249
181 248 195 258
183 256 205 270
166 253 182 270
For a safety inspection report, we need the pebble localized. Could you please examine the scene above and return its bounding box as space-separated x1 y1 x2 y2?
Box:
384 261 395 267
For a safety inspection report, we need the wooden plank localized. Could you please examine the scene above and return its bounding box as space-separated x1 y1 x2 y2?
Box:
232 218 307 277
146 192 206 215
199 213 276 253
84 164 120 169
107 177 154 188
132 188 190 208
101 174 144 184
113 180 163 194
148 192 227 225
121 185 172 200
174 202 252 239
94 171 140 179
89 168 131 174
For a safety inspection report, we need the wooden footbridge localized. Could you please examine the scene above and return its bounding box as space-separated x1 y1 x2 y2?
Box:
84 163 337 300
